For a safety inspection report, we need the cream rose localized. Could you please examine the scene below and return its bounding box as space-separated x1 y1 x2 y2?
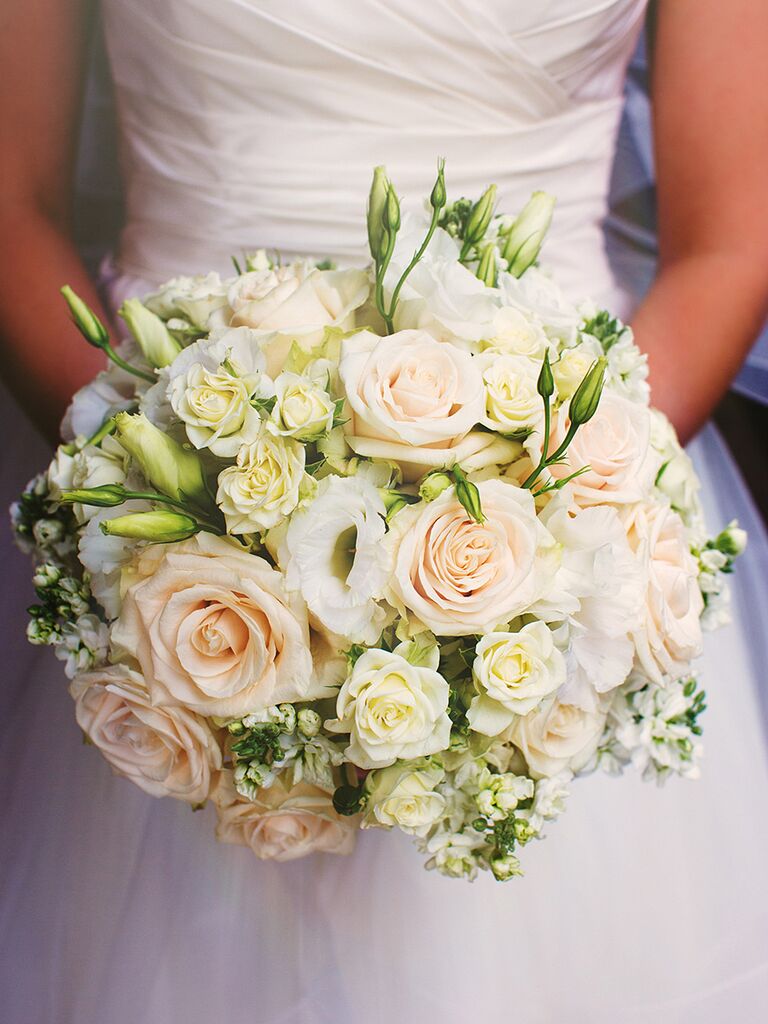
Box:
111 533 316 718
363 761 446 836
227 265 305 326
468 622 566 736
213 771 356 861
339 329 511 480
70 664 221 803
479 353 543 436
624 501 704 683
386 479 557 636
552 347 596 401
216 426 307 534
510 698 606 778
481 305 548 359
325 645 451 769
270 371 335 440
546 392 660 505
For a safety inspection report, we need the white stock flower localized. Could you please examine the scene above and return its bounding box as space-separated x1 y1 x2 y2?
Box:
279 474 389 645
216 427 307 534
479 353 543 436
166 327 273 457
475 769 534 821
363 761 446 836
326 645 451 769
510 698 606 778
385 479 558 636
423 830 482 879
56 614 109 678
468 622 566 736
624 502 704 683
270 370 335 440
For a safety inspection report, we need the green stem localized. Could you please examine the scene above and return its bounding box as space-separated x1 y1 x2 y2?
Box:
103 342 156 384
521 397 552 489
385 206 441 329
375 231 398 333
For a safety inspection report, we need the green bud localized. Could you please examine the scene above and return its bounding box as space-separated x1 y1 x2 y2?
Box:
568 357 606 427
61 286 109 349
114 412 209 506
536 350 555 400
475 243 497 288
332 783 364 817
60 484 128 508
384 184 401 234
418 471 453 502
501 191 556 277
367 166 390 261
99 510 200 542
452 465 485 524
715 521 748 557
430 157 447 210
119 298 181 368
465 184 497 245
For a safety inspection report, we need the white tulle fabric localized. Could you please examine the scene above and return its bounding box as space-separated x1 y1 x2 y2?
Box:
2 2 768 1022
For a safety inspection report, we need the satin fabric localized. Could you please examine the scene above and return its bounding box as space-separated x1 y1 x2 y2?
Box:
2 3 768 1021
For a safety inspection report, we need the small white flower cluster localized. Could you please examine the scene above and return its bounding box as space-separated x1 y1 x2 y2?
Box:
13 166 745 878
694 521 747 631
601 675 706 783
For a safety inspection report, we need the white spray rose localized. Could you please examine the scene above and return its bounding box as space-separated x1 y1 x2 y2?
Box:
363 761 446 836
479 353 543 436
216 426 307 534
468 622 566 736
481 305 548 358
326 644 451 769
270 370 335 440
553 347 596 401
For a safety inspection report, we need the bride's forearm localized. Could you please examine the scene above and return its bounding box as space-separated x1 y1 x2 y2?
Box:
630 248 768 444
0 204 107 441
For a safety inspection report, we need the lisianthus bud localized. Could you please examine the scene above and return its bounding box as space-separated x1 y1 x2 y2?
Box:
119 298 181 368
419 471 452 502
114 412 209 506
568 357 606 427
60 483 128 508
367 166 390 261
501 191 556 277
476 243 497 287
715 521 748 557
297 708 322 738
452 466 485 524
384 184 401 234
465 185 497 246
430 158 447 211
489 851 523 881
536 350 555 400
99 510 200 542
61 286 109 349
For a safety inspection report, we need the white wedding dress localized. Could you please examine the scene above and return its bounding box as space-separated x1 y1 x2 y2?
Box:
2 2 768 1021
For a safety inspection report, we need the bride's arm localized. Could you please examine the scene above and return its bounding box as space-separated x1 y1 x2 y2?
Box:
631 0 768 443
0 0 107 440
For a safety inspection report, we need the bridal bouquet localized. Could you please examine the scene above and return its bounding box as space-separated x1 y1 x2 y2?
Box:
13 163 745 880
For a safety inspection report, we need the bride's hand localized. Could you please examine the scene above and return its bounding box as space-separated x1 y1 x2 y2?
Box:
631 0 768 444
0 0 107 441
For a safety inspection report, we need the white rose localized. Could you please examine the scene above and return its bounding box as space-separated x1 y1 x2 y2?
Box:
552 347 596 401
216 426 307 534
468 622 566 736
145 272 230 328
111 533 317 718
213 770 356 861
326 644 451 769
481 305 548 358
270 371 335 440
497 268 582 345
227 266 369 377
166 327 273 457
227 264 305 326
277 474 390 645
510 698 606 778
385 479 558 636
649 409 702 523
624 501 704 683
546 393 661 506
479 353 543 436
363 761 446 836
70 664 221 803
